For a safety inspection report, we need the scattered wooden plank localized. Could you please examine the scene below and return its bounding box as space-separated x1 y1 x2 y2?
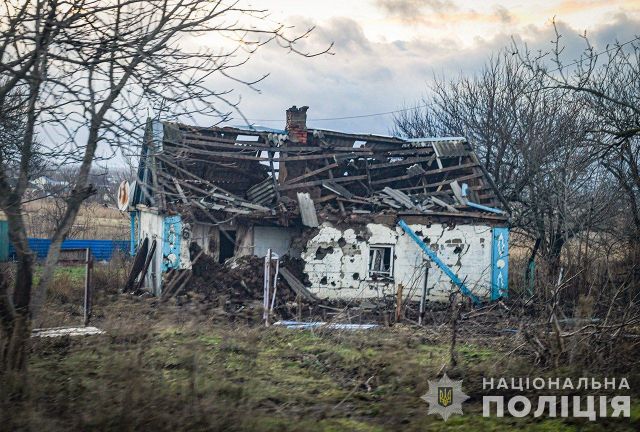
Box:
134 239 157 292
285 163 340 185
162 173 270 212
172 147 361 162
431 196 459 213
406 164 427 177
123 237 148 293
279 175 367 191
396 173 483 192
323 157 347 216
161 251 203 301
316 129 406 145
370 162 479 185
279 268 318 302
32 326 105 338
450 180 467 205
171 178 189 204
399 209 508 221
382 187 416 209
369 155 435 170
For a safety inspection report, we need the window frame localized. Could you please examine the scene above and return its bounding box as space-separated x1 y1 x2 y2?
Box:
368 244 394 279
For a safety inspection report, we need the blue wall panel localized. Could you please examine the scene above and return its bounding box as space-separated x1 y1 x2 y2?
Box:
0 220 8 261
8 238 128 261
162 215 181 271
491 227 509 300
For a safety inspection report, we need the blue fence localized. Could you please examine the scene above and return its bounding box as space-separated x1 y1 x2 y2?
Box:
8 238 129 261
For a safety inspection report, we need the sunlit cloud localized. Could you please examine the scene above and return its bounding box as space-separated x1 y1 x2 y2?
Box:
169 1 640 136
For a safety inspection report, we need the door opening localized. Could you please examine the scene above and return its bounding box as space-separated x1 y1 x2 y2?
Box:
219 230 236 263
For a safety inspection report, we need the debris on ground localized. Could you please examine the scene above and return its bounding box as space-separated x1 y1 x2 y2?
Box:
32 326 105 337
172 243 302 321
273 321 378 330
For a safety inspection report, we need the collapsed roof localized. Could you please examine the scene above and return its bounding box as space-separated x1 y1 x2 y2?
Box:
132 106 509 225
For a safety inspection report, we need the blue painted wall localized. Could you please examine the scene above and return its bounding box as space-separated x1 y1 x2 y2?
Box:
0 219 8 262
8 238 128 261
162 215 181 271
130 211 138 256
491 227 509 300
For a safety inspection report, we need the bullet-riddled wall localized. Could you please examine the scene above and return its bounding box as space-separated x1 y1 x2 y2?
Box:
302 222 495 302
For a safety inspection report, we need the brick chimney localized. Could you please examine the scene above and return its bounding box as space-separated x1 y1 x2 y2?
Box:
285 105 308 144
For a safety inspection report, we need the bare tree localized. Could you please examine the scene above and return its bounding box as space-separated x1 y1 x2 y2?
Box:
0 0 329 371
393 52 617 276
514 24 640 240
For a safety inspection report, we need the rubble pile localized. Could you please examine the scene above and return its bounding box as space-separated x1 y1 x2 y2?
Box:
184 243 301 320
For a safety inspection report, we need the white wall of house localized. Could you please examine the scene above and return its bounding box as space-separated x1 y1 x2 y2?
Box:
190 223 212 256
302 222 493 302
138 210 164 296
253 226 301 258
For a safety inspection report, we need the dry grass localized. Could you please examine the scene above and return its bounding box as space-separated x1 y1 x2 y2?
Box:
0 263 638 431
1 242 639 431
22 199 129 240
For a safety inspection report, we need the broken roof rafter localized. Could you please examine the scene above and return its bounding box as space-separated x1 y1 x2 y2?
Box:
134 120 508 222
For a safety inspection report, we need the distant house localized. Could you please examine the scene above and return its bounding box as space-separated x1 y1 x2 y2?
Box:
128 106 510 304
31 176 69 189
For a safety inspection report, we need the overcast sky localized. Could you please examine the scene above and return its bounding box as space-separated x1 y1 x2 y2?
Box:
190 0 640 136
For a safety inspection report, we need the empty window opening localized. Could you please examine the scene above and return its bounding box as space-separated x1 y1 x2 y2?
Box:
219 230 236 263
368 246 393 278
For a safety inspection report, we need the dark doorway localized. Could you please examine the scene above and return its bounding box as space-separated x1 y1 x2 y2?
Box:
219 230 236 263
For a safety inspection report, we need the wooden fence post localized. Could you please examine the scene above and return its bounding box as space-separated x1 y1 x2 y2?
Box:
395 283 404 323
83 248 93 326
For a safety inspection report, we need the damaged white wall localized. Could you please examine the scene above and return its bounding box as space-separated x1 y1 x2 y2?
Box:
302 222 493 302
190 223 212 256
137 210 191 296
138 210 164 296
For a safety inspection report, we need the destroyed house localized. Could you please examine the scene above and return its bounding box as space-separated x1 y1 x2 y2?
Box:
128 106 510 304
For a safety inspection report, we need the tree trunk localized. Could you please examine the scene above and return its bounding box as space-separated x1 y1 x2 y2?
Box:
31 124 101 319
0 204 34 372
547 235 565 281
31 189 93 320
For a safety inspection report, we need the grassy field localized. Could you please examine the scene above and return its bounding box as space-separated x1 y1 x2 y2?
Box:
1 292 638 431
0 262 637 431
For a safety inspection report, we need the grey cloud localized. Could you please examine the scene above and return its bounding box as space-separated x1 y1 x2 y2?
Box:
590 12 640 46
494 5 512 24
194 13 640 136
375 0 457 22
310 17 373 53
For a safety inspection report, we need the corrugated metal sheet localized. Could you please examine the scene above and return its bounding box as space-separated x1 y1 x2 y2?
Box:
296 192 318 227
432 140 468 158
8 238 128 261
246 177 276 206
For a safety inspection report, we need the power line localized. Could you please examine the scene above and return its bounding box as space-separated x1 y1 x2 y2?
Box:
544 35 640 74
246 104 429 123
244 35 640 123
